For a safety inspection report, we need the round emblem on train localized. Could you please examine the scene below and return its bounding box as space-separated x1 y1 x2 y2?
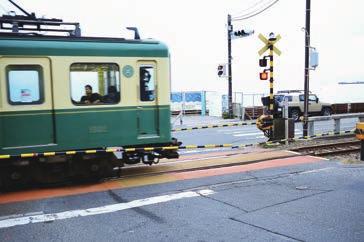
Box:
122 65 134 78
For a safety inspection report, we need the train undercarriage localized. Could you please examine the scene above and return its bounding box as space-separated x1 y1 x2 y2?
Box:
0 144 179 191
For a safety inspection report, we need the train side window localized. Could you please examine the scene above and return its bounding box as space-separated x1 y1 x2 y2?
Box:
70 63 120 105
6 65 44 105
139 66 155 101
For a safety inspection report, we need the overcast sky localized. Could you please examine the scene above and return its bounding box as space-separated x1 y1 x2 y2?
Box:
1 0 363 102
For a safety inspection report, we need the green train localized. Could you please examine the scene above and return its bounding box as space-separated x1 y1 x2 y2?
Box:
0 11 179 187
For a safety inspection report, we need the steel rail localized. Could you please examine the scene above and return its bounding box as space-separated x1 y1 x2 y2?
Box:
290 140 361 156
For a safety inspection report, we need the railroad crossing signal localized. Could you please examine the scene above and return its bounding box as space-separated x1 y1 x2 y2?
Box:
257 32 282 114
258 33 282 56
259 57 268 80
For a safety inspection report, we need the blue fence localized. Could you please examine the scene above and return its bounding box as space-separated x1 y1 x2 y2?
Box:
171 92 202 102
171 91 266 116
171 91 206 115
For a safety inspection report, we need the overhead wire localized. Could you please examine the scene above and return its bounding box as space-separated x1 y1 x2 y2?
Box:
232 0 280 21
232 0 277 19
230 0 266 18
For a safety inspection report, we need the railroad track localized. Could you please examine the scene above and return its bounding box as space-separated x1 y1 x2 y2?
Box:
0 150 294 192
118 150 291 179
289 140 361 156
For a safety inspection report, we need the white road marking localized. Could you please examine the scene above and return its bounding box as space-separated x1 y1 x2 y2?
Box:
285 150 301 155
0 189 215 229
217 128 246 133
300 167 334 174
179 148 225 155
233 132 263 137
308 155 330 161
0 211 44 221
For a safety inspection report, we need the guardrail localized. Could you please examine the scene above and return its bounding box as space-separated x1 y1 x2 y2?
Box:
307 112 364 136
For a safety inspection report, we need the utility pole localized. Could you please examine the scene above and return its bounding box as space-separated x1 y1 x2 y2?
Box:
227 14 233 118
303 0 311 137
224 15 254 118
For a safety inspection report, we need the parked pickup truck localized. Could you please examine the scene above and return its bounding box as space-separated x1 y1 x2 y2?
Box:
262 90 332 121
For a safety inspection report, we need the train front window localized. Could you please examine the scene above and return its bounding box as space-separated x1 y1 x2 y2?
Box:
139 66 155 101
6 65 44 105
70 63 120 105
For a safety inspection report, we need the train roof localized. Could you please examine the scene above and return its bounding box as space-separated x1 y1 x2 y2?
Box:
0 34 169 57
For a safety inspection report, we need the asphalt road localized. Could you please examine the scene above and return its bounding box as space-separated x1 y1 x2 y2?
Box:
0 159 363 241
172 118 359 147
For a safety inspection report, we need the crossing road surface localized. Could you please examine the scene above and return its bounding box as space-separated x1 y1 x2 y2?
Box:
0 151 363 242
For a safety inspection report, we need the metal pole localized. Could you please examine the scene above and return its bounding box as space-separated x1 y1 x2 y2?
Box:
181 92 185 125
284 99 289 145
227 14 233 118
303 0 311 136
201 91 206 116
361 141 364 161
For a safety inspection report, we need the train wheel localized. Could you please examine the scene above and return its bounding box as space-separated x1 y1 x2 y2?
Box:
0 166 31 191
71 154 116 183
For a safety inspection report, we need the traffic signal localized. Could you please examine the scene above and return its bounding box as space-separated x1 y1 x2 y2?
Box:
232 29 254 39
259 71 268 80
259 58 267 67
259 56 268 80
217 64 226 77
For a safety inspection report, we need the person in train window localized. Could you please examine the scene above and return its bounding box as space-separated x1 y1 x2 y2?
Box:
140 69 153 101
80 84 101 104
102 85 120 103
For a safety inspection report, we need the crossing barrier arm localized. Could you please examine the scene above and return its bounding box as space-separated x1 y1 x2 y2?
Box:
0 129 356 160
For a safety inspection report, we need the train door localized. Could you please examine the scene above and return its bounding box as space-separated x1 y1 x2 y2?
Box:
136 62 159 138
0 57 55 148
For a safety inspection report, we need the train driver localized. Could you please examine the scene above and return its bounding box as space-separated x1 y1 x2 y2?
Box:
80 84 101 104
140 69 153 101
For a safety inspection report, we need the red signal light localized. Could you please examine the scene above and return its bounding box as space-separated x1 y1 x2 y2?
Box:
260 72 268 80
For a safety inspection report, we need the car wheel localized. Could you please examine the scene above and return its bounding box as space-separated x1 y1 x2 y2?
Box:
322 107 332 116
290 109 300 122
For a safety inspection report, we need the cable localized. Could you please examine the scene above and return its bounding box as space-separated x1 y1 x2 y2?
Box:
232 0 274 19
232 0 280 21
232 0 277 19
231 0 266 18
232 0 280 20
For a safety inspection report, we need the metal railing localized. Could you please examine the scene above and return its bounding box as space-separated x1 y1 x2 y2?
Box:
307 112 364 136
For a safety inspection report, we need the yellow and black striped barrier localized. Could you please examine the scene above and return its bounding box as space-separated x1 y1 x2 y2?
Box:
0 146 180 160
355 122 364 161
172 121 256 132
179 143 254 149
298 130 354 140
256 115 273 131
355 122 364 140
0 130 355 160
